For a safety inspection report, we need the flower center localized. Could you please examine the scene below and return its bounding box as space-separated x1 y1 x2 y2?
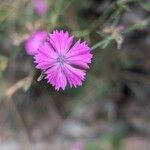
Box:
56 55 67 65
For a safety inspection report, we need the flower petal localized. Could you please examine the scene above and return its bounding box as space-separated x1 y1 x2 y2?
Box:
48 30 73 54
63 64 86 88
67 40 91 57
66 40 92 69
45 66 67 90
34 42 57 70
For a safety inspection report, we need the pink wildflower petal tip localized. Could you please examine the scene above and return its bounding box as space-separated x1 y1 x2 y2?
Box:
25 31 47 55
34 30 93 90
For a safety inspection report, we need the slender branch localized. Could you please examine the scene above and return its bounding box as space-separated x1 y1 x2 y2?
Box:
5 75 33 99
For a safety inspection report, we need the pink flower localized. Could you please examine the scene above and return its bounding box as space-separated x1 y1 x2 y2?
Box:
32 0 48 15
25 31 47 55
117 25 125 33
34 30 93 91
73 141 84 150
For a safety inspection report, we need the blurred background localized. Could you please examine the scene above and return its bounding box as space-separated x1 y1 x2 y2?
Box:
0 0 150 149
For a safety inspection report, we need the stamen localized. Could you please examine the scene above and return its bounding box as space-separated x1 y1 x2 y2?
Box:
57 55 66 64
